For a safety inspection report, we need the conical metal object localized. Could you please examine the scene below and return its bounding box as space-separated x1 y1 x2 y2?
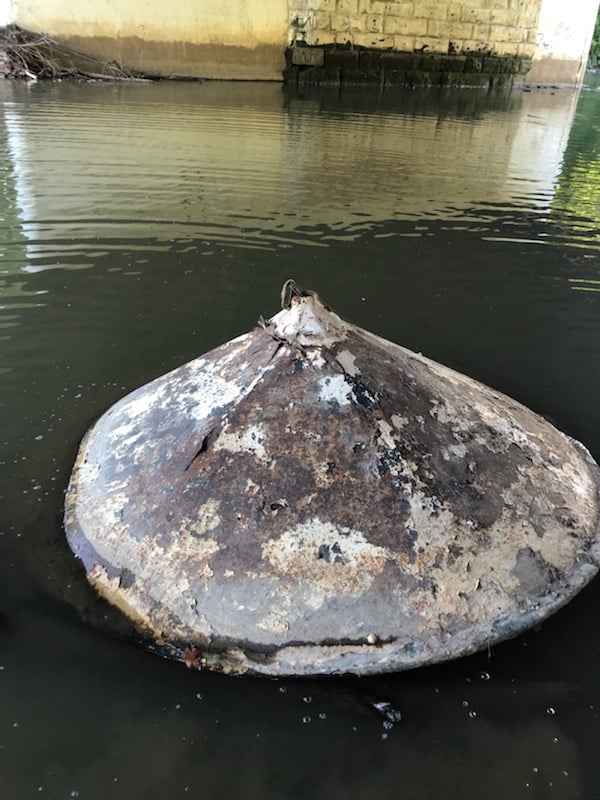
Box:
64 281 600 676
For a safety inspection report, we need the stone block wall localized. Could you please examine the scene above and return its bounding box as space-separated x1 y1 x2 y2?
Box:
288 0 541 59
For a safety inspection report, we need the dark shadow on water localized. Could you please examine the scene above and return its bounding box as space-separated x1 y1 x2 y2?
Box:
282 81 525 119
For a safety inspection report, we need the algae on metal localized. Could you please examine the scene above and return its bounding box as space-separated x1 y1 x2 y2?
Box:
64 280 600 676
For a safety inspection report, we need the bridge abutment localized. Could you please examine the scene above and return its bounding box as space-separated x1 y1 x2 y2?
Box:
5 0 599 85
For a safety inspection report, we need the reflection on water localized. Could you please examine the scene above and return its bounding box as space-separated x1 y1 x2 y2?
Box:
1 76 600 800
553 72 600 294
0 80 590 260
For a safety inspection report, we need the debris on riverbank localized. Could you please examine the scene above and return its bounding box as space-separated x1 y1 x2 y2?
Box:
0 24 148 81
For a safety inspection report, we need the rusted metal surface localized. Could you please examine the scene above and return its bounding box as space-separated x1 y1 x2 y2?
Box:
64 282 600 676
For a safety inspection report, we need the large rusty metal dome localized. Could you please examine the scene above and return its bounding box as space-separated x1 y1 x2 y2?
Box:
64 281 600 675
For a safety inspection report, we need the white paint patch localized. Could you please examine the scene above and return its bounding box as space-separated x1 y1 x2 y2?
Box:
307 351 326 368
214 425 267 460
262 518 392 595
570 463 593 498
391 413 408 429
77 459 101 485
376 419 396 449
429 399 453 425
210 333 252 367
182 499 221 535
124 386 167 420
257 612 290 635
178 360 251 421
336 349 360 376
545 445 595 501
407 498 457 552
470 397 537 453
270 295 349 347
441 442 468 460
318 374 351 405
113 430 146 461
105 347 257 451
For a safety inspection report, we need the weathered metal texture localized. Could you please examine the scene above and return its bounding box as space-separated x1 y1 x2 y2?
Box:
64 284 600 676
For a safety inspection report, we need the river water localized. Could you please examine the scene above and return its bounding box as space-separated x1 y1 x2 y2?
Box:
1 75 600 799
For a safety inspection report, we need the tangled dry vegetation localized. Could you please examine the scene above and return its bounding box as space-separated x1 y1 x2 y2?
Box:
0 24 145 81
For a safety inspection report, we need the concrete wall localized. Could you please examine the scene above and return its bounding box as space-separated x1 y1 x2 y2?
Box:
529 0 600 84
10 0 289 80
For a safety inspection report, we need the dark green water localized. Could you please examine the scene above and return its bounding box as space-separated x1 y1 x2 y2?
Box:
1 75 599 799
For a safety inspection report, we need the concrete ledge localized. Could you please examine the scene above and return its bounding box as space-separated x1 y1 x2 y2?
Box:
66 35 286 80
284 44 533 88
0 25 288 81
525 56 586 86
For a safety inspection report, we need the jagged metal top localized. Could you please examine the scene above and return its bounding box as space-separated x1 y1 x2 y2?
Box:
64 281 600 675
